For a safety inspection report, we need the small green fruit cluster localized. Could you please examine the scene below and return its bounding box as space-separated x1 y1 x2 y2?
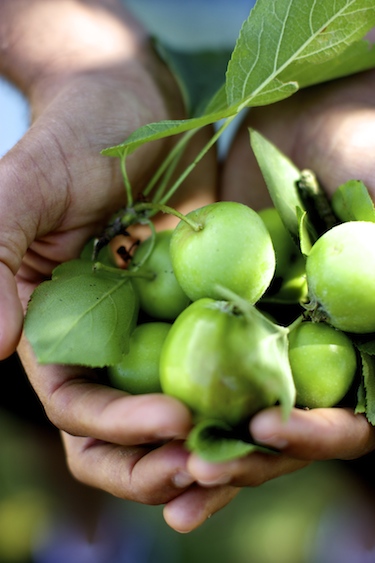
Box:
109 200 281 421
108 193 375 434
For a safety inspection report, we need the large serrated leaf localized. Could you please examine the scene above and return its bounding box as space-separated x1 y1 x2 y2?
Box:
102 0 375 160
226 0 375 108
24 260 139 367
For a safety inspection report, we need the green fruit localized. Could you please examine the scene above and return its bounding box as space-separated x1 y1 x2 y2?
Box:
129 230 190 321
331 180 375 223
170 201 275 303
258 207 300 277
306 221 375 333
259 207 307 303
160 298 282 426
108 322 171 394
288 321 357 408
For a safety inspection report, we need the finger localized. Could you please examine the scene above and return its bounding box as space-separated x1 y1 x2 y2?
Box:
0 147 51 359
0 263 24 359
280 72 375 197
187 450 308 489
250 406 375 461
18 337 192 445
62 433 195 506
163 484 239 533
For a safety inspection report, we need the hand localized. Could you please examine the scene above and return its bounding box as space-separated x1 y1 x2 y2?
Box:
0 0 184 358
0 0 229 534
184 67 375 495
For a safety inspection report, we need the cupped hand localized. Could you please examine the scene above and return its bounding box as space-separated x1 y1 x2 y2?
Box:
0 0 185 358
0 0 230 534
184 67 375 501
6 1 375 534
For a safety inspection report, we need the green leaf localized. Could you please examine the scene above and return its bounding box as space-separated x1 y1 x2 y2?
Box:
186 419 275 463
331 179 375 223
24 260 139 367
297 208 314 256
226 0 375 108
280 39 375 89
250 129 306 241
241 79 299 107
102 0 375 160
216 286 296 420
360 352 375 425
355 380 366 415
101 107 236 157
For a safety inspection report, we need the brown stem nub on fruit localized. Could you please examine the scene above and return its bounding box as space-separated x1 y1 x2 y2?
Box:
296 169 338 236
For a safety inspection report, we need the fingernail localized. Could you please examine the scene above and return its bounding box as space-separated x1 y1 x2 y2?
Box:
255 435 289 450
250 412 289 450
197 474 231 487
172 471 195 489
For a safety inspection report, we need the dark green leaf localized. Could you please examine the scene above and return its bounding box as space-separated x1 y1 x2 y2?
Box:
186 419 275 463
355 380 366 415
360 352 375 425
156 44 232 117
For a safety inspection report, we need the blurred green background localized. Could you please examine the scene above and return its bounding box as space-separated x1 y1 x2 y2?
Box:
1 354 375 563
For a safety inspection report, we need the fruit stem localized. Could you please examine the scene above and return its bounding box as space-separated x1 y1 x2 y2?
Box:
144 129 197 200
158 115 237 205
286 314 304 334
134 202 203 231
130 219 156 271
120 151 133 208
92 261 155 280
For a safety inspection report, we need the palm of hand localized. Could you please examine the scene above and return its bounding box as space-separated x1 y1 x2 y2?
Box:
221 68 375 206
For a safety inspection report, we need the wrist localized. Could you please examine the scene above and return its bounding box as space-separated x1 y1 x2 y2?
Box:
0 0 148 92
0 0 184 123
